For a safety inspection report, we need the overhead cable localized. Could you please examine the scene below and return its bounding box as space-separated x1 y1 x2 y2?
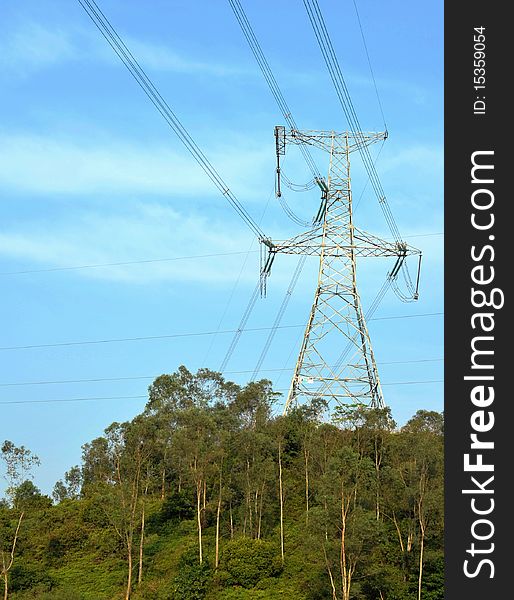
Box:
0 359 443 388
77 0 267 242
302 0 418 299
228 0 321 179
0 380 444 406
228 0 323 227
1 233 441 277
250 256 307 380
1 312 443 352
351 0 387 129
219 280 261 372
1 251 259 276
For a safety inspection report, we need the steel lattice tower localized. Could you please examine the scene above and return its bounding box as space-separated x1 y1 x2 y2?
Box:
264 128 421 413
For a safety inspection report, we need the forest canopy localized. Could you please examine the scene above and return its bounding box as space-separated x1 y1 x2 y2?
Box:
0 366 443 600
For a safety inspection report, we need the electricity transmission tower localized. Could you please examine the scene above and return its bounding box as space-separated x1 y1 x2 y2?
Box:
263 127 421 413
79 0 424 418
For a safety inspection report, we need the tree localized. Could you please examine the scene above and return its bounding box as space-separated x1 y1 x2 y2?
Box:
403 410 444 436
53 466 82 504
314 443 376 600
0 441 40 600
352 407 396 520
172 408 216 565
286 402 325 525
387 415 444 599
81 420 153 600
1 442 40 508
108 420 154 600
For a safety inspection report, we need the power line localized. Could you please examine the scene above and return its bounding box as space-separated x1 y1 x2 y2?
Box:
219 280 262 371
0 251 258 276
351 0 387 129
228 0 322 227
381 379 443 387
0 376 153 387
250 256 307 380
0 358 443 388
301 0 421 302
0 395 147 406
0 233 443 277
228 0 321 180
203 187 275 366
77 0 267 242
403 232 443 239
303 0 401 239
0 312 443 352
0 379 444 405
1 323 282 352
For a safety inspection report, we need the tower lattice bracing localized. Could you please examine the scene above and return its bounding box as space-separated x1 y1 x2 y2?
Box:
266 128 420 413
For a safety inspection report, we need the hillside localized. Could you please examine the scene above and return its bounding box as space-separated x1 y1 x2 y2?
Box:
1 367 443 600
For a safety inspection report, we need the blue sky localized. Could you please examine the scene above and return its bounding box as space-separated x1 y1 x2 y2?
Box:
0 0 443 496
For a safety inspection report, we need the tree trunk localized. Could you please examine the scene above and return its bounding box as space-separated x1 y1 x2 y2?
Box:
391 513 405 553
340 498 347 600
278 440 285 564
215 468 222 569
418 513 426 600
322 543 338 600
257 483 264 540
125 538 133 600
374 435 382 520
418 532 425 600
196 479 203 564
304 447 310 524
138 504 145 585
254 489 259 538
340 485 353 600
160 447 168 500
160 467 166 500
417 469 428 600
323 498 329 541
245 459 252 537
1 511 23 600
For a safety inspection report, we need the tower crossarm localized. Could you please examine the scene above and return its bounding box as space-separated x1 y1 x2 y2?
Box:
269 226 421 259
280 128 387 154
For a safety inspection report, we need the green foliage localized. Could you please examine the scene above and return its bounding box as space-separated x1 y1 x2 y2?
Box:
46 537 65 562
1 440 40 506
169 549 211 600
151 490 194 528
403 409 444 435
1 368 444 600
420 555 444 600
53 466 82 503
15 480 52 511
10 563 53 593
12 588 85 600
220 538 282 588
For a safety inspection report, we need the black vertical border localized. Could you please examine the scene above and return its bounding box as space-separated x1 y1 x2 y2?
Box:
445 3 509 597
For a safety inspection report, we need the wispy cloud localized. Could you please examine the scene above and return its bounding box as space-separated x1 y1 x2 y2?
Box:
0 203 259 285
379 144 443 174
0 23 76 74
0 133 271 199
347 71 432 107
125 37 249 77
0 21 250 79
